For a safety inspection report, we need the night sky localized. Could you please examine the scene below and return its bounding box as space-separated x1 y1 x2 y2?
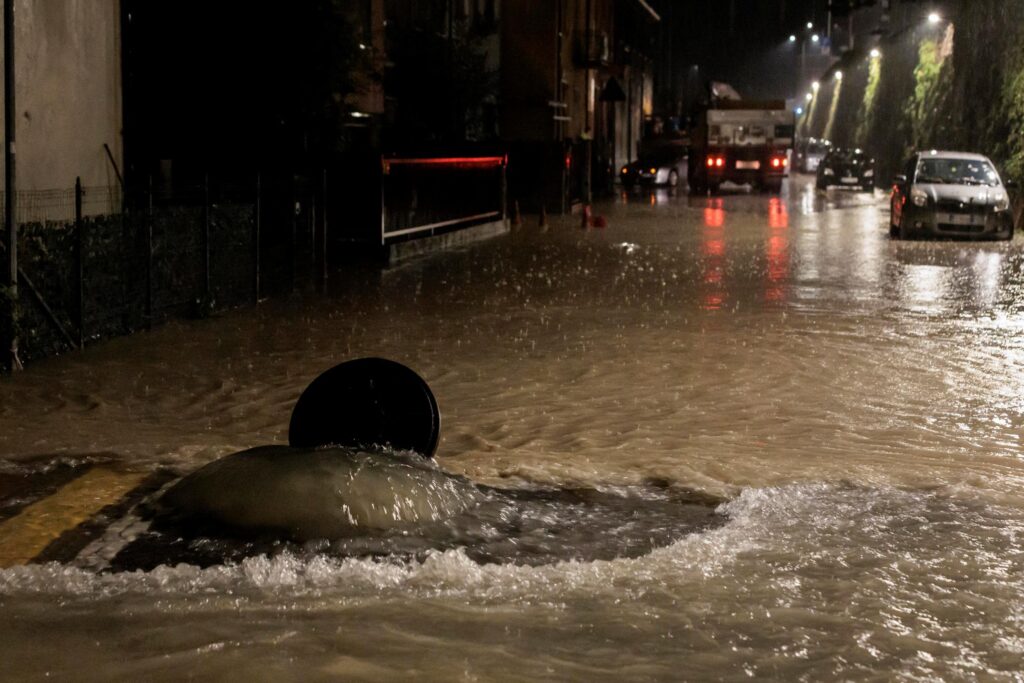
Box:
659 0 831 99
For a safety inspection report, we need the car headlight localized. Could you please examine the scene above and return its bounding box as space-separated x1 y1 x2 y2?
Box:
911 188 928 207
824 168 834 176
864 169 874 177
994 192 1010 212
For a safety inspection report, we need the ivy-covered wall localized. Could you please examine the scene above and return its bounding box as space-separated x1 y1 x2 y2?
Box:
800 0 1024 192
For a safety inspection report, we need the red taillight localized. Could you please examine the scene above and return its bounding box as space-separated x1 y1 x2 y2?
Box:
715 157 725 168
706 156 715 168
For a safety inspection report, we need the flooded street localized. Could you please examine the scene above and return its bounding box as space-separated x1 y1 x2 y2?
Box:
3 176 1024 680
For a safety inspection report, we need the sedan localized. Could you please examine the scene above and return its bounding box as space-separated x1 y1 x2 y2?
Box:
621 151 688 188
890 151 1014 240
816 148 875 191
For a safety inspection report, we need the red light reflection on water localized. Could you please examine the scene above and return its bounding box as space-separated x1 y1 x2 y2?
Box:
704 206 725 228
765 198 790 302
701 199 726 310
768 197 789 229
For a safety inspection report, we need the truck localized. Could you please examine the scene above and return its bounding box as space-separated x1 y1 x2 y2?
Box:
687 99 796 195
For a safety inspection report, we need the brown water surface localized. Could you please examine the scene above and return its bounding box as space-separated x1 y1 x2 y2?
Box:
2 178 1024 680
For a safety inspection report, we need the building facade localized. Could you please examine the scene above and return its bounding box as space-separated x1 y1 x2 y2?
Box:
0 0 123 220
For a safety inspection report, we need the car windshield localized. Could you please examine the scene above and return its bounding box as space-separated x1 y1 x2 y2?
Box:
916 157 999 186
826 150 867 164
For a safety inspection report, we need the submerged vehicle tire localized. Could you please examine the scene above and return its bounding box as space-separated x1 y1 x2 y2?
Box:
289 357 441 457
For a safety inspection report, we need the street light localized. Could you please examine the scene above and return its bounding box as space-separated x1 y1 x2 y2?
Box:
789 34 797 42
811 80 820 92
928 12 941 24
805 92 813 101
834 71 843 81
870 48 881 59
811 33 820 43
806 21 813 29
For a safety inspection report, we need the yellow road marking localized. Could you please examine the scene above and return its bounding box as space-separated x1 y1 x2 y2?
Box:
0 468 148 568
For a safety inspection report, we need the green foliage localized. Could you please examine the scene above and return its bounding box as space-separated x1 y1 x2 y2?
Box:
905 39 952 150
822 80 843 142
1001 44 1024 184
856 58 881 147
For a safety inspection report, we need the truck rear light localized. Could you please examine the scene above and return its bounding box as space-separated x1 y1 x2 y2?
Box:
715 157 724 168
706 156 715 168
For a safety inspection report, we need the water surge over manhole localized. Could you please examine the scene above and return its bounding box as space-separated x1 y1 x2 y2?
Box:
0 452 728 573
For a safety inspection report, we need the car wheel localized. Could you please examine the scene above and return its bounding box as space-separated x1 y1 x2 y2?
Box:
816 180 827 191
708 183 721 195
668 170 679 188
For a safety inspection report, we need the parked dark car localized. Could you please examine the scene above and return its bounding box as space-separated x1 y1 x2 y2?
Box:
621 149 688 188
815 148 875 191
890 151 1014 240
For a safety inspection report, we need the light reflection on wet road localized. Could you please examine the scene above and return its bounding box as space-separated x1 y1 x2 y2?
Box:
3 176 1024 680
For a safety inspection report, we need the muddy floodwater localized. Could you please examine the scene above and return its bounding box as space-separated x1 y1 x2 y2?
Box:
3 177 1024 680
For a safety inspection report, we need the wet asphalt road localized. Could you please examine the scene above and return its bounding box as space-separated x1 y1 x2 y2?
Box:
3 174 1024 680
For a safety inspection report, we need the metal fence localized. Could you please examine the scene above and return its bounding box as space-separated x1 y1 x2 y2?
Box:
0 185 122 225
380 155 507 245
1 172 321 366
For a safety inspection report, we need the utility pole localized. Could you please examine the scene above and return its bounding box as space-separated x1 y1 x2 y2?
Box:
3 0 20 372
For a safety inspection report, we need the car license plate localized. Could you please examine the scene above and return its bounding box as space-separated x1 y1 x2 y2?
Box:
841 176 858 184
940 213 984 226
736 160 760 170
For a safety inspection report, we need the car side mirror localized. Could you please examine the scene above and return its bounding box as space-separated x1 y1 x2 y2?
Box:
894 174 907 185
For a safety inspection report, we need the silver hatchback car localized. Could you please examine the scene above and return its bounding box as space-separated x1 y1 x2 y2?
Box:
890 151 1015 240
